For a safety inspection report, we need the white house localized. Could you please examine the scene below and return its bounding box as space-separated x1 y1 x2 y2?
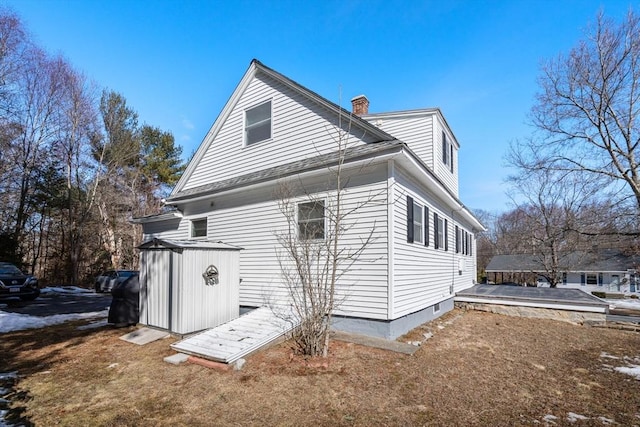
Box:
486 250 640 295
134 59 484 339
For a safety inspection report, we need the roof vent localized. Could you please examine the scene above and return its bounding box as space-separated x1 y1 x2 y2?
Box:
351 95 369 115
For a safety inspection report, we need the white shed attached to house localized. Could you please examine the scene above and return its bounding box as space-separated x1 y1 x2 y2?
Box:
138 238 242 335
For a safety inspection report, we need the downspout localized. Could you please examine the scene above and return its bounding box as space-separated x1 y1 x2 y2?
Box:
387 160 395 320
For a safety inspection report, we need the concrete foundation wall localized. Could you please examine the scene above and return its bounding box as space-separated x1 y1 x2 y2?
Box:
332 298 455 340
455 301 606 324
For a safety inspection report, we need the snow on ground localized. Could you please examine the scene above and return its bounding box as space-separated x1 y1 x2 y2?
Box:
0 309 108 333
40 286 100 296
600 352 640 381
0 286 107 334
607 298 640 310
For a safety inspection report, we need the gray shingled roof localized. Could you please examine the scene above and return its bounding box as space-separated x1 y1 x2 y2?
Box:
486 249 640 273
167 140 404 202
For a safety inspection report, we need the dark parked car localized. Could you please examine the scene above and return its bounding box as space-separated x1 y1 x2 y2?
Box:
108 273 140 327
0 262 40 301
95 270 138 293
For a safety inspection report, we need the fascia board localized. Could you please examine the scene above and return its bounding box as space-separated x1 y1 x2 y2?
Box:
256 64 395 143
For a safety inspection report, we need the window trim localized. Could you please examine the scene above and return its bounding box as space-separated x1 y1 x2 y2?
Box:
407 196 429 245
434 213 446 250
442 131 454 173
191 217 207 238
244 99 272 146
298 200 325 240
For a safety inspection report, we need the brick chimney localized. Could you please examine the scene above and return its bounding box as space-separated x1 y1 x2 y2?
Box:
351 95 369 115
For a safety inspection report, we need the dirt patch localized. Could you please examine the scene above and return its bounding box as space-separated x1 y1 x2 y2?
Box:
1 309 639 426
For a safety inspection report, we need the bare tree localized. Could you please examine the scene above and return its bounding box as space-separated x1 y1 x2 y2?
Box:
513 10 640 221
274 119 379 357
503 167 602 286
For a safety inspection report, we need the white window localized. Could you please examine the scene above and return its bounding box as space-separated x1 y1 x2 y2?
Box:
434 214 447 250
413 204 423 244
245 100 272 145
191 218 207 238
298 201 325 240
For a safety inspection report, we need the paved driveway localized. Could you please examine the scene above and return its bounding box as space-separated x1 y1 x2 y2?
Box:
0 289 111 317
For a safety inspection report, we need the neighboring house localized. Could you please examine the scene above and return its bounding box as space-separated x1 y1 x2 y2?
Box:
486 250 640 294
133 59 484 339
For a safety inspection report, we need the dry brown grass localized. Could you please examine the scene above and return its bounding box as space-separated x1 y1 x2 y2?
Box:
2 309 639 426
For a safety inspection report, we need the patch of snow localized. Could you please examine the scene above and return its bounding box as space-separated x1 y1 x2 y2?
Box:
567 412 589 423
107 363 119 369
0 309 107 333
41 286 101 296
600 352 620 359
542 414 557 425
0 373 17 381
607 298 640 310
598 416 616 425
77 320 108 330
614 365 640 380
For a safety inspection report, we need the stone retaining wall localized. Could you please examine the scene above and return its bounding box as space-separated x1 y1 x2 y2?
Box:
455 301 607 325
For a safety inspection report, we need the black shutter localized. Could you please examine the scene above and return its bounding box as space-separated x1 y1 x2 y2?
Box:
455 226 459 253
434 213 439 249
444 219 449 251
450 144 454 173
407 196 414 243
424 207 429 247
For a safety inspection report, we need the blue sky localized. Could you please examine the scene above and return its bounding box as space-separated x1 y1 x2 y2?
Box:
3 0 635 213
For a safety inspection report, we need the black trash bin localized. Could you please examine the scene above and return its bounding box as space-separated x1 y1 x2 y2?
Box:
108 273 140 327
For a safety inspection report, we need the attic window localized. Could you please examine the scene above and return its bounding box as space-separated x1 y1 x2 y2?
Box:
245 100 272 145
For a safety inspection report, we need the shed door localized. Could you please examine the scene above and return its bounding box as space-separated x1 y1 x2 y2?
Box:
142 249 171 329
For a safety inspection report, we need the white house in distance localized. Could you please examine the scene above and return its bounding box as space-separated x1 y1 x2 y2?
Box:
134 59 485 339
486 250 640 294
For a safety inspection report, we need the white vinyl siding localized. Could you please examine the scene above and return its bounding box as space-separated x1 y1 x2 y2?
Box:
390 168 476 318
363 112 459 198
148 165 391 320
366 114 434 170
183 72 379 191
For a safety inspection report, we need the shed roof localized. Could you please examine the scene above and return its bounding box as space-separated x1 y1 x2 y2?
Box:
138 238 242 251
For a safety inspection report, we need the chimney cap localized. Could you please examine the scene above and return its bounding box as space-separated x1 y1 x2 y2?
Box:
351 94 369 102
